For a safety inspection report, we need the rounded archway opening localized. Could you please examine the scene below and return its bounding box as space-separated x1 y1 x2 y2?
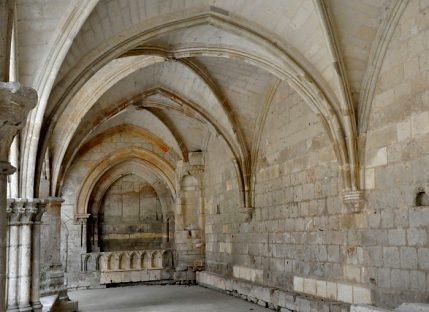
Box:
89 173 166 253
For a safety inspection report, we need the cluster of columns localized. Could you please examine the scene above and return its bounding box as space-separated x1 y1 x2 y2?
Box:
0 82 38 311
6 199 46 312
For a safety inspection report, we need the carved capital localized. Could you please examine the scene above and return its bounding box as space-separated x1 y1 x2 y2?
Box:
20 199 40 224
342 190 366 213
74 213 90 225
0 82 38 159
7 198 23 225
46 197 64 209
7 198 44 224
34 199 48 222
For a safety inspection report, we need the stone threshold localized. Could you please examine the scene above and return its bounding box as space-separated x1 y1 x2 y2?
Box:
197 271 350 312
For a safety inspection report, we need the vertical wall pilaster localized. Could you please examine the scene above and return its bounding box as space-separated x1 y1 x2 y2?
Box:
173 153 206 280
40 197 65 296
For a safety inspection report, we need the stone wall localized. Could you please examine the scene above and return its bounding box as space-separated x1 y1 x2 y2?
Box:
201 77 428 307
204 82 342 285
360 1 429 307
94 174 164 252
61 130 174 288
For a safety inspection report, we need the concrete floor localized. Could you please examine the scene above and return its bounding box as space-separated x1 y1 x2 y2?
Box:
69 284 272 312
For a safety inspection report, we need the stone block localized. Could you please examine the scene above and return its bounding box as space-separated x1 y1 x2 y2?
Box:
409 270 426 291
409 208 429 228
207 274 223 290
253 285 271 303
294 276 304 292
233 265 240 279
251 269 264 284
377 268 391 288
303 278 316 296
129 271 140 282
337 283 353 303
418 248 429 269
326 281 337 300
367 147 388 168
295 297 311 312
149 270 161 280
407 228 428 246
400 247 418 269
328 245 340 263
316 280 327 298
344 265 361 283
352 286 372 304
121 272 131 283
391 269 410 289
141 270 150 281
111 272 121 283
389 229 406 246
239 266 251 281
383 247 400 268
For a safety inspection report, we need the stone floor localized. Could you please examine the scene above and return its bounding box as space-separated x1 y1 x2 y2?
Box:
69 284 272 312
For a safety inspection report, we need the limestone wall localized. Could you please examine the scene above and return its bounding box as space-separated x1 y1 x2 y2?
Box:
203 82 343 294
202 50 429 307
94 174 164 252
361 1 429 306
61 130 174 288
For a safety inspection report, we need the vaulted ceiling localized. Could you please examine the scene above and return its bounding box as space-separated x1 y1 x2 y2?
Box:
13 0 401 201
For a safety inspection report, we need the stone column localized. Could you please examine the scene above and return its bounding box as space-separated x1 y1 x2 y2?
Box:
0 82 38 311
1 163 15 311
31 200 46 312
40 198 78 311
18 199 38 312
40 197 65 296
6 199 21 312
75 214 90 255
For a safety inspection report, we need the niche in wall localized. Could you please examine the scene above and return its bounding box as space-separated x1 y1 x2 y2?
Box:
181 175 200 231
89 174 164 252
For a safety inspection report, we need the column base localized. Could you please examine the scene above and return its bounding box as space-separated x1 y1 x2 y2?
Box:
31 301 42 312
18 304 32 312
6 305 19 312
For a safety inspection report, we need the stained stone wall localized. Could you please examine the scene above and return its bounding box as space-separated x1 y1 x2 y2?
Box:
360 1 429 307
203 82 340 281
96 174 163 252
202 75 428 307
61 130 175 287
204 82 339 282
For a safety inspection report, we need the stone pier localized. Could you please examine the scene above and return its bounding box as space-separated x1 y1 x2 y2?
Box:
0 82 37 311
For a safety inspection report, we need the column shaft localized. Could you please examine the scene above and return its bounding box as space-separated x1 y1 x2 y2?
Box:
18 223 32 311
31 221 42 311
0 173 7 312
7 224 19 311
0 163 15 312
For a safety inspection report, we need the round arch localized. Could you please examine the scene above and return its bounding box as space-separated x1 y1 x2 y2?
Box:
75 147 175 216
88 160 173 218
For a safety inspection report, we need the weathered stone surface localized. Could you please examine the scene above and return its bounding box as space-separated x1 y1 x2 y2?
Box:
3 1 429 311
